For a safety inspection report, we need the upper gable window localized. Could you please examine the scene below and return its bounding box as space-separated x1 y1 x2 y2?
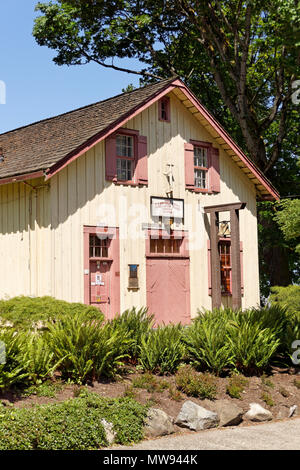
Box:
184 140 220 193
194 146 208 189
105 129 148 185
116 134 134 181
158 97 170 122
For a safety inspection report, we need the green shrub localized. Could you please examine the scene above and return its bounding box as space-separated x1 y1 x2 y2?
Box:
270 285 300 316
47 311 133 383
226 375 248 399
0 329 30 390
175 365 217 399
0 296 103 330
227 316 280 374
0 393 148 449
184 310 234 374
109 307 154 359
139 324 185 374
22 381 64 398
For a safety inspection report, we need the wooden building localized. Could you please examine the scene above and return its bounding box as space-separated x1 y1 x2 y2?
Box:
0 78 279 323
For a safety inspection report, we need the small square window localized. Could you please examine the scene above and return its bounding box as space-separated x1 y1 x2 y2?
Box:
128 264 139 289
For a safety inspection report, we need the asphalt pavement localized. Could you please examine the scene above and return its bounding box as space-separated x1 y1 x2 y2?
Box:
112 417 300 450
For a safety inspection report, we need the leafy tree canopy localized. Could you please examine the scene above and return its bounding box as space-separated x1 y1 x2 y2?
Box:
33 0 299 176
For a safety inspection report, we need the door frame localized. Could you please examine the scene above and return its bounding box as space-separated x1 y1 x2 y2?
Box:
83 226 120 318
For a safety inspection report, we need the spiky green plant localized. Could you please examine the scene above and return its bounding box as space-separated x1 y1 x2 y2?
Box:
109 307 154 360
47 311 133 383
139 324 185 374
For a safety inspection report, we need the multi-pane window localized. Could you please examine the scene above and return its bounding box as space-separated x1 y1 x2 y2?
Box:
116 134 134 181
194 146 208 189
219 240 231 294
150 238 182 254
89 235 110 258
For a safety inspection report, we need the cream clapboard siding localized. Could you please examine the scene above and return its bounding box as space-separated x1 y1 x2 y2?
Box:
0 91 260 315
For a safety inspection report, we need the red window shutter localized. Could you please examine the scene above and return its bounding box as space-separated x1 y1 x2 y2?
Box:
184 142 195 189
105 135 117 181
136 135 148 185
207 240 212 296
209 147 220 193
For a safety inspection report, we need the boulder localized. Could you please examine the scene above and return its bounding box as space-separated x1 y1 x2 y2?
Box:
289 405 298 418
244 403 273 422
175 401 219 431
277 405 290 419
144 408 175 438
101 419 117 446
210 400 244 427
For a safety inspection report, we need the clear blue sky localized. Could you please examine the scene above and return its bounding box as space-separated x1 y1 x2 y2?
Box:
0 0 142 134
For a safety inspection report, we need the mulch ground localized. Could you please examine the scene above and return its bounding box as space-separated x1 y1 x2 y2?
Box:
1 366 299 434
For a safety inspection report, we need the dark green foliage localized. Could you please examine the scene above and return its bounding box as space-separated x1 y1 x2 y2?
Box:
139 324 185 374
183 309 234 374
270 285 300 317
175 365 217 400
109 307 154 360
0 392 148 450
0 296 103 330
0 329 30 390
47 311 133 383
226 315 280 374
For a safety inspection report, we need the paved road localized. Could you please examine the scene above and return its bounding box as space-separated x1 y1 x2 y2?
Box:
113 417 300 450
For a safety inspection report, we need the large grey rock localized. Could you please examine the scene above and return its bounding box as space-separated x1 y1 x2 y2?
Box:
144 408 175 438
210 400 243 427
175 401 219 431
101 419 117 446
244 403 273 422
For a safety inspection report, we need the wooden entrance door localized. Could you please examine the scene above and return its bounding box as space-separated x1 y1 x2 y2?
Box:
146 258 190 325
89 260 111 316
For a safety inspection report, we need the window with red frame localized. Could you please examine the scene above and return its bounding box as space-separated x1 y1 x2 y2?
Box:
150 237 182 254
116 134 135 181
194 146 209 190
219 240 231 294
159 97 170 122
89 235 110 258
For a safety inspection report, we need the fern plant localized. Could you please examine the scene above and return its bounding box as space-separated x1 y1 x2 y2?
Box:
227 318 280 374
139 324 185 374
109 307 154 360
184 311 234 374
47 311 133 383
0 329 30 390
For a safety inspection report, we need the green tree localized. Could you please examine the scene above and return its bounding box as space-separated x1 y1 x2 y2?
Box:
33 1 300 292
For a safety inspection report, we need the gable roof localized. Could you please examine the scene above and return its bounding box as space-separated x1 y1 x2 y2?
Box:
0 77 279 200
